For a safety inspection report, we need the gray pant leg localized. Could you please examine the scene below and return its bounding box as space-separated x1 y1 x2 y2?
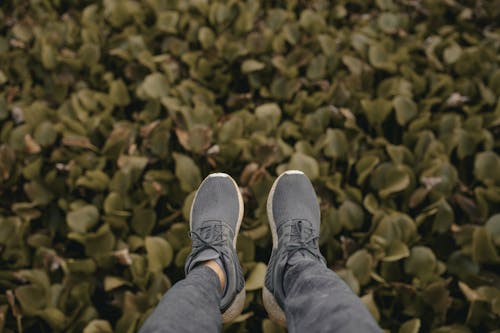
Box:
139 266 222 333
283 260 382 333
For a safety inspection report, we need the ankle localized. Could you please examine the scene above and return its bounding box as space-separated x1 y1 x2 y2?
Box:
202 260 226 290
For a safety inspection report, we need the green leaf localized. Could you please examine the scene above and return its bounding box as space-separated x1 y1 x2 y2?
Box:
245 262 267 291
383 240 410 262
346 249 373 285
376 0 396 10
485 214 500 246
67 205 100 233
377 12 399 34
393 96 417 126
299 9 326 34
37 307 66 330
145 236 173 272
83 224 116 257
474 151 500 184
79 43 101 66
83 319 113 333
404 246 437 278
41 43 57 69
156 11 179 33
0 69 7 85
337 269 360 295
399 318 421 333
370 163 410 198
34 121 57 147
489 69 500 95
15 284 46 315
24 181 53 205
262 319 285 333
317 34 336 56
306 55 326 80
255 103 282 132
137 73 170 99
76 170 110 191
361 98 393 127
287 153 319 180
104 276 129 291
109 79 131 106
368 44 396 72
431 325 472 333
339 200 365 231
361 293 380 322
186 125 213 153
432 199 454 233
447 252 479 279
198 27 216 49
66 258 97 274
472 227 498 263
323 129 348 160
241 59 265 73
443 44 462 65
173 153 202 192
356 155 380 185
131 207 156 237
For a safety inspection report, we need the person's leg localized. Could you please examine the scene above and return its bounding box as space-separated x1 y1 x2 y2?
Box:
139 265 222 333
283 259 381 333
263 171 381 332
139 173 246 332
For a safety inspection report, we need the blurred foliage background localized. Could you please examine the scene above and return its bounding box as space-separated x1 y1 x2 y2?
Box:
0 0 499 332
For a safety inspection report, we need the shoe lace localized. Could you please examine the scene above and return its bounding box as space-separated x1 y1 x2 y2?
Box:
189 222 245 293
282 219 320 259
189 222 232 258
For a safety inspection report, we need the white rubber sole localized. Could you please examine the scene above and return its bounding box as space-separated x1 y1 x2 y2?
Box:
189 173 246 323
222 288 246 323
263 170 305 326
263 286 287 326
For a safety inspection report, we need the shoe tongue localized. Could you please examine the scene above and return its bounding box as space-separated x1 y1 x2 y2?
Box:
290 220 313 241
287 250 316 266
190 248 220 269
287 220 317 265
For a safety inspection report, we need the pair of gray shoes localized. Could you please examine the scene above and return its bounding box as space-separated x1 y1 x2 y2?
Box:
184 171 326 325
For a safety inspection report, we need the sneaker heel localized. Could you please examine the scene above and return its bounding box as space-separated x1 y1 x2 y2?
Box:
222 289 246 323
263 286 287 327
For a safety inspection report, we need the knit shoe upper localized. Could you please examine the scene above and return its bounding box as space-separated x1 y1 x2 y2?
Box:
264 171 326 309
184 173 245 314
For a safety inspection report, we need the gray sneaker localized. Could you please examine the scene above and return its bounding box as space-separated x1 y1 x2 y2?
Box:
184 173 246 323
263 170 326 326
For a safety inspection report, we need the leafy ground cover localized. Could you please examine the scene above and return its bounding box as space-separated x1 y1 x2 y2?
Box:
0 0 499 332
